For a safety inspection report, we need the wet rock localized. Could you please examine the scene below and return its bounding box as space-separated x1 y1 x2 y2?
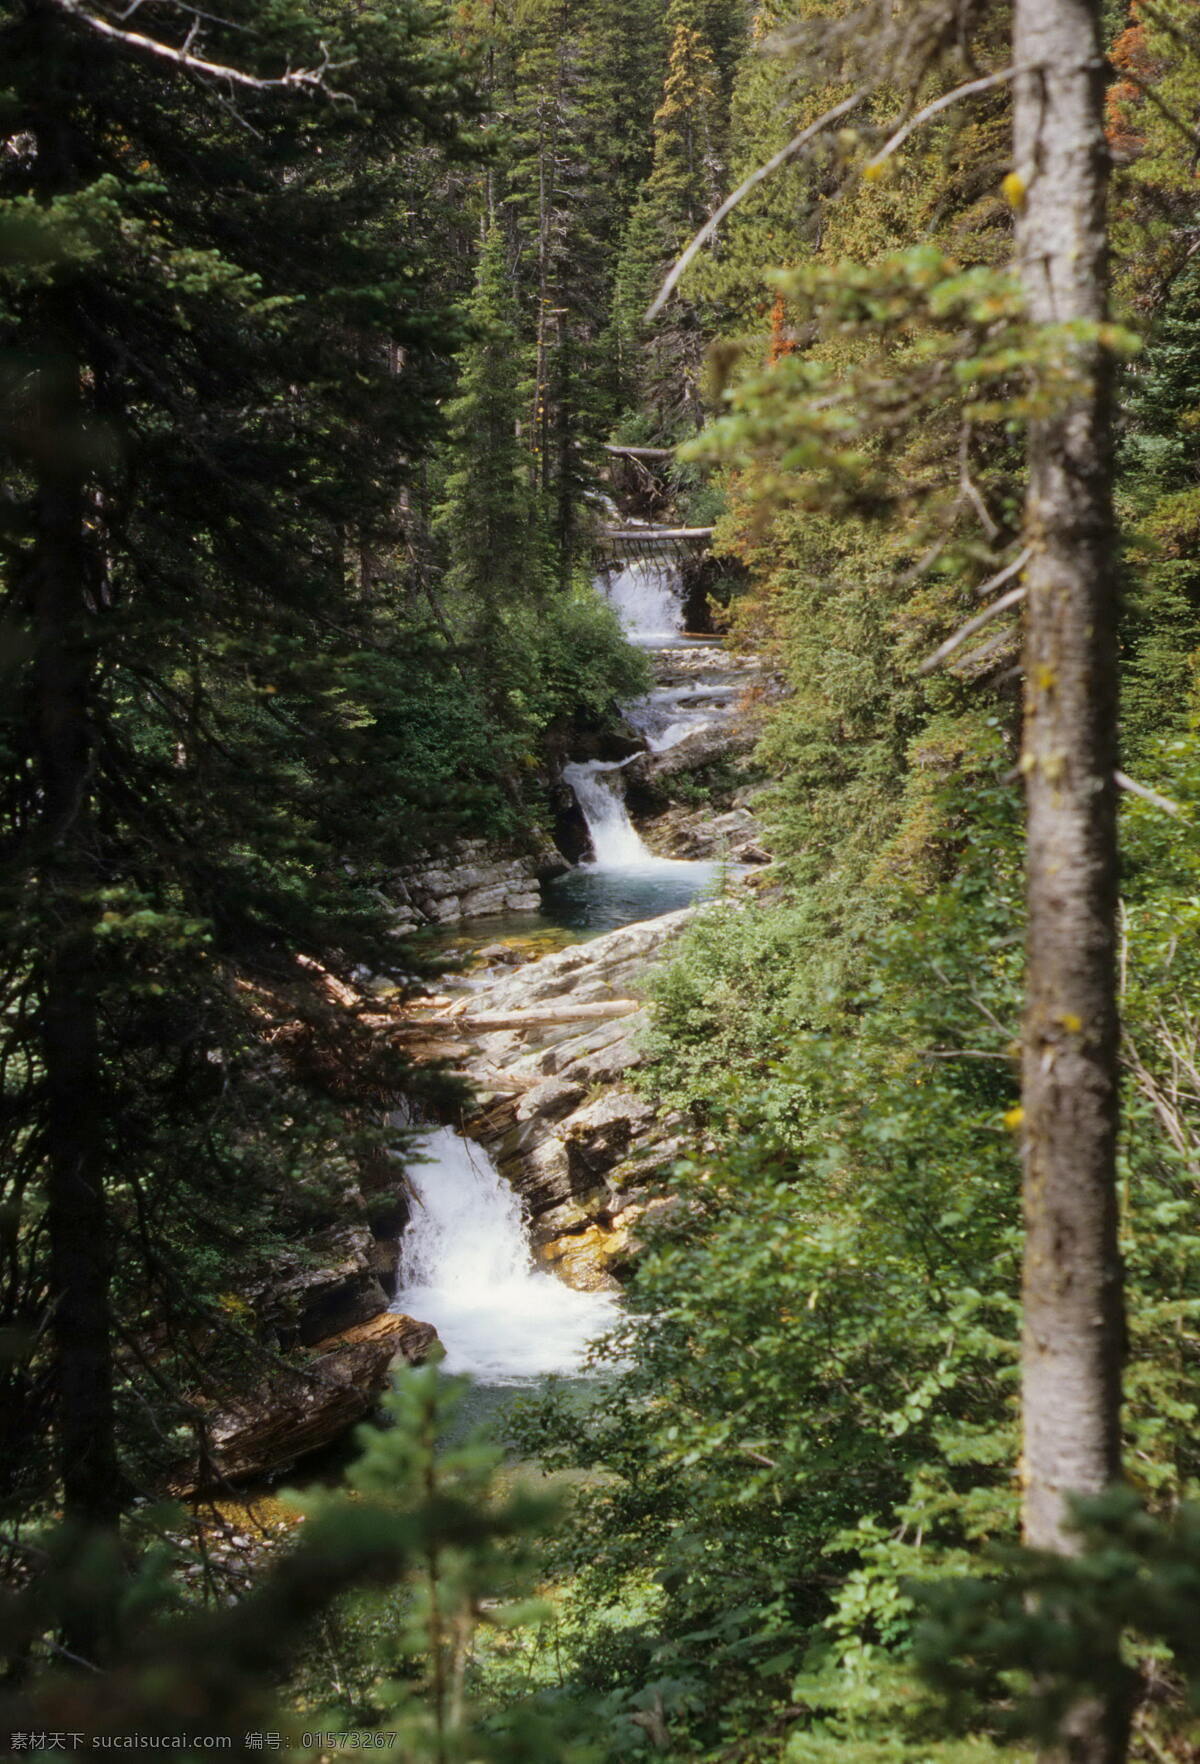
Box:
177 1312 439 1490
386 833 568 929
270 1225 390 1347
477 943 527 966
625 721 757 788
535 1225 629 1291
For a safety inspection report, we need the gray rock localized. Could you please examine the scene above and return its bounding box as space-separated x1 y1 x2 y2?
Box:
515 1076 588 1123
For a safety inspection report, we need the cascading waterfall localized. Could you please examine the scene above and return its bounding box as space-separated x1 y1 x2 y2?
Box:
546 520 735 929
600 558 685 645
561 759 653 868
392 1127 617 1384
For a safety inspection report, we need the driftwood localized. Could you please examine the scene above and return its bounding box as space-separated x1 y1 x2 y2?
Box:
409 999 641 1031
598 525 714 542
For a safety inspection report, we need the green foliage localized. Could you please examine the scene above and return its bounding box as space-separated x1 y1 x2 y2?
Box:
1 1370 595 1762
435 222 547 633
518 727 1200 1758
914 1488 1200 1758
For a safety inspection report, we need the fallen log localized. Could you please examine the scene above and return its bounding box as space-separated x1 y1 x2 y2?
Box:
597 525 714 542
603 443 674 459
407 999 641 1031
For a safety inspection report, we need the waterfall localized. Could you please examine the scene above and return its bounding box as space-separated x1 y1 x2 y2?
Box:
392 1127 617 1384
562 759 655 868
600 559 684 644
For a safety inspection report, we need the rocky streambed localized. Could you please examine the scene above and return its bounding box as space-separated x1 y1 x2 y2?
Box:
440 908 697 1289
188 612 772 1486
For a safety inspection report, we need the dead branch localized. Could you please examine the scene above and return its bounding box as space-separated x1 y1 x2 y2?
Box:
647 89 870 319
863 65 1018 171
917 583 1025 673
973 543 1033 598
598 526 715 542
49 0 355 97
1115 772 1181 817
958 426 1000 538
603 444 675 460
407 1000 642 1031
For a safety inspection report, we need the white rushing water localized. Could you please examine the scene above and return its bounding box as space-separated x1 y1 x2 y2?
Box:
561 759 654 867
600 559 685 644
392 1128 618 1385
624 682 734 753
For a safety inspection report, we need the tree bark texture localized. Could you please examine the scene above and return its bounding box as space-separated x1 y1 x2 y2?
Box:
1013 2 1127 1758
32 465 123 1538
25 34 123 1535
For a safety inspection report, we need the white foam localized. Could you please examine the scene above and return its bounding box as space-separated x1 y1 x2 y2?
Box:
393 1128 618 1385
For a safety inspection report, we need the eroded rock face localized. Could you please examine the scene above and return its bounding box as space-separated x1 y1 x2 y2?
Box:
386 834 569 929
177 1312 439 1491
270 1224 390 1346
640 799 768 866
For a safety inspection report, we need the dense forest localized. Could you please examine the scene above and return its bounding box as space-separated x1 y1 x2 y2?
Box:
3 0 1200 1760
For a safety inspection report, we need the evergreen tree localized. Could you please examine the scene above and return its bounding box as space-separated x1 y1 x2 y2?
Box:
0 0 480 1528
611 0 727 434
436 224 544 633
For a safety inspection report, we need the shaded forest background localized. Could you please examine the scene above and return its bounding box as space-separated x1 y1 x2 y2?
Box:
5 1 1200 1761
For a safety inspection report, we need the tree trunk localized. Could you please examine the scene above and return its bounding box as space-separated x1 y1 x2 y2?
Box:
32 466 123 1541
1013 3 1128 1759
23 26 124 1547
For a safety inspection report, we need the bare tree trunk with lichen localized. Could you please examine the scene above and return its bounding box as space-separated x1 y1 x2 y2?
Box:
1013 2 1128 1759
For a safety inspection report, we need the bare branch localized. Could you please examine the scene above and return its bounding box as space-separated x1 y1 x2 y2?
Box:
48 0 355 98
958 425 1000 538
646 89 869 319
1115 771 1181 817
974 543 1033 598
917 583 1025 674
863 66 1018 172
648 61 1022 322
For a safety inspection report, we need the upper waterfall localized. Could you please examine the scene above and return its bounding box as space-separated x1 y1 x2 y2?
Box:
600 558 685 644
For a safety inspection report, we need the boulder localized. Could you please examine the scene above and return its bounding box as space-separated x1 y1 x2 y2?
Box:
625 720 756 787
177 1311 439 1491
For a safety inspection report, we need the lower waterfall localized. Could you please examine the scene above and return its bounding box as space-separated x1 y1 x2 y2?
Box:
392 1127 618 1385
561 759 655 868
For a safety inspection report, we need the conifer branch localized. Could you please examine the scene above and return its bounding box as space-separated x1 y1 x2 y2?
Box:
646 89 869 319
1112 67 1200 153
48 0 355 98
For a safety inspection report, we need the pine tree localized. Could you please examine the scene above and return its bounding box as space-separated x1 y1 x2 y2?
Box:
501 0 611 582
0 0 480 1532
434 223 545 676
610 0 727 435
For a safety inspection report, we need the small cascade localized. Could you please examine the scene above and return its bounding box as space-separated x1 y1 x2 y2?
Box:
600 558 686 645
624 681 734 753
545 505 737 931
392 1127 617 1385
561 759 653 868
